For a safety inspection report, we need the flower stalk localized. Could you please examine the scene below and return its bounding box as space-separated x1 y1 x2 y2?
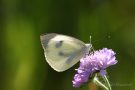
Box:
93 75 109 90
103 75 112 90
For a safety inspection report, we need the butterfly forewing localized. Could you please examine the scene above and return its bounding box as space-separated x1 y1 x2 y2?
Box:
40 33 89 72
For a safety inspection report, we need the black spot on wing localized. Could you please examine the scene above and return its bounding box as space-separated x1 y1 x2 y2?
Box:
40 33 57 49
59 51 69 57
55 41 63 48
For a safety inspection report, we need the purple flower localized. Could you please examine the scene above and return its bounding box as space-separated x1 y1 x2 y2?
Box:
72 48 118 87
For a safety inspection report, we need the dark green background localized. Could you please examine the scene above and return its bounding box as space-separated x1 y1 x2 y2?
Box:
0 0 135 90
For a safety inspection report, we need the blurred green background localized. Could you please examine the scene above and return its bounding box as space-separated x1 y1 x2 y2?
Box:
0 0 135 90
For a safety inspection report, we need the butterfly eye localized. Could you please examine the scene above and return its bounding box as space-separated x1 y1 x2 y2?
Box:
55 40 63 48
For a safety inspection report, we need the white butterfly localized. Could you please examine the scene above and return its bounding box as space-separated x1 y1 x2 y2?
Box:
40 33 91 72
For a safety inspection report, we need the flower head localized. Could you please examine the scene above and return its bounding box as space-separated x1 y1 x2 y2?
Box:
72 48 117 87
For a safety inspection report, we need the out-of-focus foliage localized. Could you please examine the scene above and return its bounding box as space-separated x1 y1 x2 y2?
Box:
0 0 135 90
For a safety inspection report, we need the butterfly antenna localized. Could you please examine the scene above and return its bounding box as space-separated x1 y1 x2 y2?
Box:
89 36 95 53
90 36 92 45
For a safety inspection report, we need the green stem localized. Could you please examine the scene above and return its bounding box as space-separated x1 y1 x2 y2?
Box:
102 75 112 90
93 76 109 90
